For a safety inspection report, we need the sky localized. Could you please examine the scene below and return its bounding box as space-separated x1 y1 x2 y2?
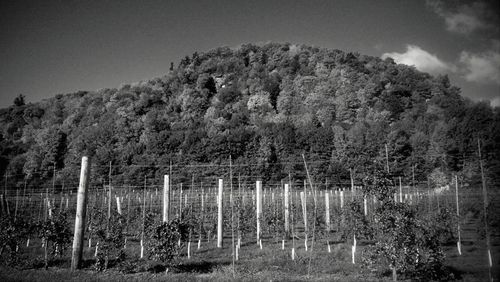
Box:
0 0 499 108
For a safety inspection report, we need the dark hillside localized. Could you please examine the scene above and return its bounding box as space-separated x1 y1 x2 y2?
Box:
1 43 498 187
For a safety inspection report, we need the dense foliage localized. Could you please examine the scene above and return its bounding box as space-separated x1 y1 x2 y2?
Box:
1 42 499 188
361 169 454 280
0 216 33 265
144 216 191 266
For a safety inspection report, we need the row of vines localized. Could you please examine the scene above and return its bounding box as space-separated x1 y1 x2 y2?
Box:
0 168 492 280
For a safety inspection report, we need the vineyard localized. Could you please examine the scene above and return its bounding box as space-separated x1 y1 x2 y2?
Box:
0 158 499 281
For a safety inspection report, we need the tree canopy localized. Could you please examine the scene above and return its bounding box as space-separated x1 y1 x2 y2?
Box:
1 43 498 188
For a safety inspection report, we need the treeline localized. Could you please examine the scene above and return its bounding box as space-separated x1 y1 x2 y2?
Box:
1 42 499 188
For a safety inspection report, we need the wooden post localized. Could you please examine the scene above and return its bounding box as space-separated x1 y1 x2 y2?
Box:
116 196 122 215
455 175 461 255
478 139 493 280
284 184 289 235
363 195 367 216
217 179 223 248
256 180 262 244
300 191 307 233
325 191 330 232
163 175 170 222
71 156 90 270
340 190 344 209
352 235 356 264
179 183 183 218
141 177 147 258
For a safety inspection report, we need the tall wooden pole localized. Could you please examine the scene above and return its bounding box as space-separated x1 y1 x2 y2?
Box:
256 180 262 244
455 175 461 255
163 175 170 222
71 156 90 270
141 176 147 258
217 179 224 248
478 139 492 280
325 191 330 232
230 156 235 276
284 184 290 235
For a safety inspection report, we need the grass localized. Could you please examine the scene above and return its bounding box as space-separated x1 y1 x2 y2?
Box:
0 235 380 281
1 188 499 281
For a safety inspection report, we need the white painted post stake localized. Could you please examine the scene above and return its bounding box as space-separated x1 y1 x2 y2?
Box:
116 196 122 215
163 175 170 223
47 198 53 218
256 180 262 244
140 239 144 258
199 186 204 248
325 191 330 232
352 235 357 264
179 183 182 217
217 179 223 248
284 184 289 235
340 190 344 209
71 156 90 270
363 195 367 216
236 243 239 260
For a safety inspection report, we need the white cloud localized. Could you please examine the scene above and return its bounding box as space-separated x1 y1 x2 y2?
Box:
459 50 500 84
444 12 485 34
426 0 499 35
382 45 454 74
491 96 500 108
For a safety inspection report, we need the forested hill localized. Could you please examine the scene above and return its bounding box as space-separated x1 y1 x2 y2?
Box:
1 42 499 188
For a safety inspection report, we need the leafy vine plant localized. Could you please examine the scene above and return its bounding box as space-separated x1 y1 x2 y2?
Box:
361 169 454 281
37 211 72 269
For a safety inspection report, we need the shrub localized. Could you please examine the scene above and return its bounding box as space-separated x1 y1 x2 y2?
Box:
37 211 72 268
340 200 373 241
361 169 453 281
145 217 191 266
90 209 126 271
0 216 34 266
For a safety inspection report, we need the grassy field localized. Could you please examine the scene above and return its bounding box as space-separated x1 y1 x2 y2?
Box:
1 187 499 281
1 223 498 281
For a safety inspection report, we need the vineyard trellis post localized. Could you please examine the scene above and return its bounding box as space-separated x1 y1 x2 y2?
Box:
478 139 492 281
163 175 170 222
325 190 330 232
256 180 262 245
455 175 461 255
217 178 223 248
284 183 289 235
71 156 90 270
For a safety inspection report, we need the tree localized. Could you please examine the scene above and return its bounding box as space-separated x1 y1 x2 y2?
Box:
13 94 25 107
